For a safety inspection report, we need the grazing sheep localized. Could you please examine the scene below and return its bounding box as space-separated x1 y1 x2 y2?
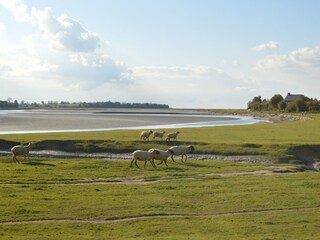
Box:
130 149 160 168
153 131 166 140
140 130 153 141
151 148 174 167
166 131 180 141
10 143 32 163
169 145 195 162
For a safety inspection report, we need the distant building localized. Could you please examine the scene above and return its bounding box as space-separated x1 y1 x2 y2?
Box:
284 93 304 103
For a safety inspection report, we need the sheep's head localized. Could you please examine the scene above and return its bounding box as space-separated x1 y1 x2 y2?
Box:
150 130 153 133
26 142 33 149
189 145 195 151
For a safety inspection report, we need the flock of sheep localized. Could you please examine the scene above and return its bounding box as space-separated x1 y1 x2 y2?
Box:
131 145 195 168
140 130 180 141
9 129 195 168
132 130 195 168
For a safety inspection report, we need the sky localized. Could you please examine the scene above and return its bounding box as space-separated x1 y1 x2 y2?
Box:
0 0 320 109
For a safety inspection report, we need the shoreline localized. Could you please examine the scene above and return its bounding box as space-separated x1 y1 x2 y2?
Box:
0 108 313 135
0 108 260 135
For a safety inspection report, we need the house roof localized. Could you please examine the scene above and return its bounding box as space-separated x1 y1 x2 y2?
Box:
284 93 304 102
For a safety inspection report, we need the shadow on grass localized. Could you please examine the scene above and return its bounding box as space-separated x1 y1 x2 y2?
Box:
23 161 56 167
164 167 185 172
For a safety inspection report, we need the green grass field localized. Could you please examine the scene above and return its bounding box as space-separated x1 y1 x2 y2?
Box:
0 113 319 239
0 157 319 239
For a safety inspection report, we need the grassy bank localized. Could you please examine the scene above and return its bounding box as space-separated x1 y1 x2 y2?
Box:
1 113 320 162
0 157 319 239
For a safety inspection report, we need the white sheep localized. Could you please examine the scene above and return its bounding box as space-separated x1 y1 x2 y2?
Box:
130 149 160 168
151 148 174 167
169 145 195 162
10 143 32 163
166 131 180 141
140 130 153 141
153 131 166 140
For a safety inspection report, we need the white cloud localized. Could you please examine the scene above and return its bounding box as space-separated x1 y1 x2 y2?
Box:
0 0 35 23
251 45 320 99
0 1 131 91
253 41 279 52
0 21 5 31
32 8 101 53
256 46 320 69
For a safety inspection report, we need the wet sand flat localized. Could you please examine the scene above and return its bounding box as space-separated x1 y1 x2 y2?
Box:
0 108 236 133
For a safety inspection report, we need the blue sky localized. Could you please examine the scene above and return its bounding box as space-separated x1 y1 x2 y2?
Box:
1 0 320 108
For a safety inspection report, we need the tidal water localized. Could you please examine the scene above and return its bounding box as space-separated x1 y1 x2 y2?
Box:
0 110 265 135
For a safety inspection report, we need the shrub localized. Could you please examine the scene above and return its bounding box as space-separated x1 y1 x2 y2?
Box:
278 100 287 110
295 99 307 112
286 102 296 112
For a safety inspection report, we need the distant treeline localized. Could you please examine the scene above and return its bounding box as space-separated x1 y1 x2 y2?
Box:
0 99 169 109
0 100 19 108
79 101 169 109
247 94 320 112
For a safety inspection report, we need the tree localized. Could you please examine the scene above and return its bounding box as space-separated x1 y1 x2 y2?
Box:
270 94 283 109
295 99 307 112
307 99 320 112
247 96 262 110
252 96 262 103
261 100 270 111
278 100 287 111
286 102 296 112
13 100 19 107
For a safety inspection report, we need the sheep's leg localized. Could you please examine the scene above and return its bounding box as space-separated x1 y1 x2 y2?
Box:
171 155 176 162
184 154 188 162
144 161 147 168
181 155 184 162
130 158 137 168
151 159 156 168
157 160 163 165
130 158 134 167
164 159 168 167
13 155 20 163
135 160 139 168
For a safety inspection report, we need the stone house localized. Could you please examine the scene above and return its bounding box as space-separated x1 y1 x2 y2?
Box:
284 93 304 104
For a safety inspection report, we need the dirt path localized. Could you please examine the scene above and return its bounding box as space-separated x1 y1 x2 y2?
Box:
1 206 319 225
